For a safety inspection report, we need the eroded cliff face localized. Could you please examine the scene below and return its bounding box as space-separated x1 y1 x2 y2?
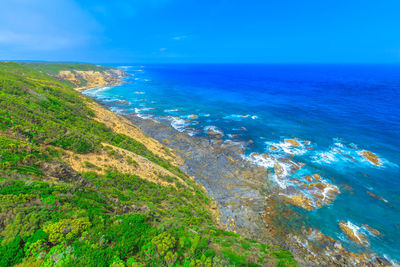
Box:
56 68 127 90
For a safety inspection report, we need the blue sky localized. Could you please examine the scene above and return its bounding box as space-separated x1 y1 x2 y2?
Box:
1 0 400 63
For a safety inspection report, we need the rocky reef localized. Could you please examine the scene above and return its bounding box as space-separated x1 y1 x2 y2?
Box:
104 110 393 266
360 150 382 166
284 139 301 147
339 221 369 247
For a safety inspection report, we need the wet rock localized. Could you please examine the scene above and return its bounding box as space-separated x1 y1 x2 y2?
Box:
206 126 223 139
360 150 381 166
307 182 340 208
340 184 354 194
339 221 369 247
273 162 285 177
290 179 306 187
284 139 301 147
307 182 326 191
312 174 321 180
270 145 278 151
297 162 306 167
363 224 381 236
188 114 198 119
374 256 392 266
282 193 314 210
366 190 389 203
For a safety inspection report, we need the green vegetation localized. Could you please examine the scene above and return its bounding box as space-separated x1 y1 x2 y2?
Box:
0 62 296 266
22 62 111 75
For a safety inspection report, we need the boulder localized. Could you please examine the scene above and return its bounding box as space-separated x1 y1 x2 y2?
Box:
41 161 88 186
360 150 381 166
339 221 368 247
284 139 301 147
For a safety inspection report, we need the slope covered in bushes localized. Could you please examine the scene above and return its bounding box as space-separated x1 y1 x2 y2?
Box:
0 62 296 266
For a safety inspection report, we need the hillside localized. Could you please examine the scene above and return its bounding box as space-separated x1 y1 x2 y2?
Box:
0 62 296 266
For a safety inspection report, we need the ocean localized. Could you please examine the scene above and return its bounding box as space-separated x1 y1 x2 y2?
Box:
84 64 400 262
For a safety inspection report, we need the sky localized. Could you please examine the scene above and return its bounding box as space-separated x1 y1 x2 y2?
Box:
1 0 400 63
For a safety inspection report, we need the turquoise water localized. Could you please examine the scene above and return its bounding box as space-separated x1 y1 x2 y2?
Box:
84 64 400 262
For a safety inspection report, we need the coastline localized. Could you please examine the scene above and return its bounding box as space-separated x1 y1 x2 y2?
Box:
82 89 394 266
2 62 300 266
75 78 127 92
75 68 397 266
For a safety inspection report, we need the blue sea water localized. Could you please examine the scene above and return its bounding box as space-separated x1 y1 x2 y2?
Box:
85 64 400 262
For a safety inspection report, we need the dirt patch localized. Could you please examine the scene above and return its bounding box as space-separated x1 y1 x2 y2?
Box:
63 143 184 188
86 100 184 167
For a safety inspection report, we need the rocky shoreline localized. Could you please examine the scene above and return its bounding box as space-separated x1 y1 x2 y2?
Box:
79 94 393 266
74 65 396 266
123 114 397 266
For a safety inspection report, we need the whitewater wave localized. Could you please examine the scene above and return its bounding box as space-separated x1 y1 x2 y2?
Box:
223 114 258 121
265 139 311 156
311 140 397 169
168 116 190 133
164 108 180 113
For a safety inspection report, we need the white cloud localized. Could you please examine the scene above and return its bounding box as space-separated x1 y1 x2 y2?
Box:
0 0 100 52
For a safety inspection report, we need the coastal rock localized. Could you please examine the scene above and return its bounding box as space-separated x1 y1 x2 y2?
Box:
282 180 340 210
339 221 369 247
270 145 278 151
285 139 301 147
308 183 340 208
298 162 306 167
312 174 321 180
282 193 314 210
274 162 285 177
188 114 198 119
205 126 223 139
307 182 327 191
290 178 306 187
359 150 381 166
341 184 354 194
366 190 389 204
363 224 381 236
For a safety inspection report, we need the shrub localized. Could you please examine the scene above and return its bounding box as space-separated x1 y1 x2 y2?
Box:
43 217 91 244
